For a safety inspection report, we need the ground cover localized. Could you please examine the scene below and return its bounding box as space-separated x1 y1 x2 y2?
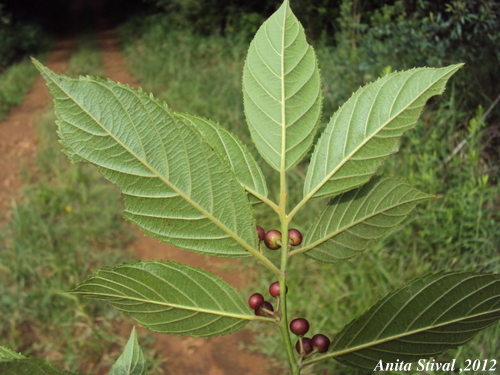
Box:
0 31 145 374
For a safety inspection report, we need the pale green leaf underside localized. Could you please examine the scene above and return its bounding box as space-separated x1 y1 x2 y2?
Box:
34 60 257 258
109 327 146 375
0 359 77 375
317 272 500 370
177 114 268 201
71 260 253 338
304 64 463 200
0 346 25 361
302 177 432 262
243 0 322 171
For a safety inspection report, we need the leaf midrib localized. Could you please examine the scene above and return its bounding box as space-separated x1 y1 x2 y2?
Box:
71 287 254 320
279 4 287 174
300 189 430 252
49 75 255 253
303 304 500 365
303 69 441 204
177 114 266 197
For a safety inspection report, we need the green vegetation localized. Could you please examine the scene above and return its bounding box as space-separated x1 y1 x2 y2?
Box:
0 33 144 373
64 32 104 79
2 0 497 373
0 4 50 71
118 3 499 373
0 54 48 120
0 3 55 119
0 2 58 119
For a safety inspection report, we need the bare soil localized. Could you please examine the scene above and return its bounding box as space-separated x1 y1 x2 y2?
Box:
0 37 77 220
0 9 275 375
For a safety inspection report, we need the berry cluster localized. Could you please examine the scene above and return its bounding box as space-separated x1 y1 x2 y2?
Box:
256 226 303 250
290 318 330 357
253 227 328 357
248 280 286 317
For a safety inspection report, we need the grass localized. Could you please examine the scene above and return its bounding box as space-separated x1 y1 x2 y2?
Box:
64 31 104 79
0 31 157 373
0 50 51 120
118 17 500 375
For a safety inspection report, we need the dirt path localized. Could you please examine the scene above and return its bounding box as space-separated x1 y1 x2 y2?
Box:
0 5 273 374
0 37 77 220
0 1 270 375
94 18 272 374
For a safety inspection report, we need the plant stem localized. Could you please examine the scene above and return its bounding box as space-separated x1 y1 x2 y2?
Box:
278 231 300 373
278 213 299 374
277 165 299 373
245 244 281 277
278 306 300 375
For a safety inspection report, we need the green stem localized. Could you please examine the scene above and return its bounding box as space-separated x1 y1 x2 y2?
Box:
278 213 299 373
247 188 280 213
279 307 300 375
243 241 281 277
277 4 298 370
277 165 299 373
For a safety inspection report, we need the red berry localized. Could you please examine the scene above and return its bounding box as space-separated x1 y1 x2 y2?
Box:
269 281 280 297
311 334 330 353
269 281 288 297
290 318 310 336
256 226 265 241
288 229 302 246
255 301 274 317
248 293 265 309
264 230 282 250
295 337 313 355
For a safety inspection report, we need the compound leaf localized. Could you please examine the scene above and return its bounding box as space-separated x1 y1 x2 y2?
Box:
109 327 146 375
177 113 268 201
243 0 322 171
304 272 500 371
34 60 257 258
304 64 462 200
71 260 255 338
301 177 432 262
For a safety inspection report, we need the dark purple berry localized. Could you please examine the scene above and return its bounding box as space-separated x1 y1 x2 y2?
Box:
256 226 265 241
255 301 274 317
288 229 303 246
269 281 288 297
248 293 265 309
295 337 313 355
264 230 282 250
290 318 310 336
311 334 330 353
269 281 280 297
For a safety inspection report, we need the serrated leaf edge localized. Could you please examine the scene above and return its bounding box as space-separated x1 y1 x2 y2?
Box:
69 260 257 321
300 64 463 207
301 271 500 367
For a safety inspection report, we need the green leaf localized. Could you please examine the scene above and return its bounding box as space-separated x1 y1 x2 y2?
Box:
71 260 255 338
33 60 257 258
109 327 146 375
301 177 432 262
177 113 268 201
305 272 500 371
304 64 463 200
0 346 25 361
242 0 322 171
0 359 77 375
